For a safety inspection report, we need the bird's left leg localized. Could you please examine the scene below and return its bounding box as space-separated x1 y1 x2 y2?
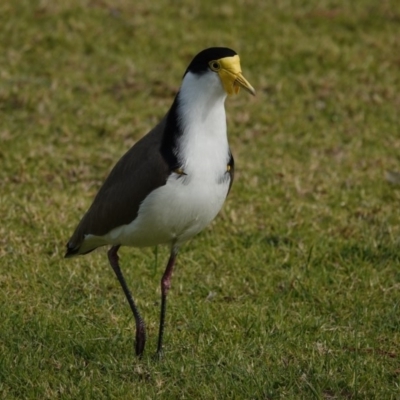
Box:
108 245 146 358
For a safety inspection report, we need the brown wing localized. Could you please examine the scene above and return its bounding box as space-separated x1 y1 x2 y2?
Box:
65 117 170 256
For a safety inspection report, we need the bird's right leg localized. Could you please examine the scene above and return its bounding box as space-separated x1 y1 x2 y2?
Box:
108 245 146 357
156 246 179 357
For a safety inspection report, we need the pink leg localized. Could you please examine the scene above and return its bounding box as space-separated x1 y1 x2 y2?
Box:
157 247 178 356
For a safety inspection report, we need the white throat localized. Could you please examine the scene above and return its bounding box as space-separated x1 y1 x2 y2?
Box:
176 71 230 176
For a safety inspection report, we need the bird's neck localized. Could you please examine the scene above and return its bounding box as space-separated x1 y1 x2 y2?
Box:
161 72 229 174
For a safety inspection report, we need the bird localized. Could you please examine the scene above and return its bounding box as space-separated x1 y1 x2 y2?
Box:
65 47 255 358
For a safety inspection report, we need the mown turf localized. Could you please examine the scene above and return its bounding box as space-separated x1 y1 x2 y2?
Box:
1 0 399 398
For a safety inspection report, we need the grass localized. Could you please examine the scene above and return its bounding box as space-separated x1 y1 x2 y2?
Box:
1 0 400 398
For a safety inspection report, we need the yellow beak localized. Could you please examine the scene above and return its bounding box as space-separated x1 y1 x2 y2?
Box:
217 55 255 96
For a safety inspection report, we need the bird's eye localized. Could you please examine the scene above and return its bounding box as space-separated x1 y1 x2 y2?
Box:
209 61 221 71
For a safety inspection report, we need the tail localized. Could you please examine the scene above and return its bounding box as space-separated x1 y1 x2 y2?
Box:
65 241 98 258
64 241 80 258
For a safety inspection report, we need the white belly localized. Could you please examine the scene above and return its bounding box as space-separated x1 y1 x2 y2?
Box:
102 171 230 248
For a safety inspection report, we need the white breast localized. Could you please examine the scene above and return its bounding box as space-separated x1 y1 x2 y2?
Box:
98 71 231 249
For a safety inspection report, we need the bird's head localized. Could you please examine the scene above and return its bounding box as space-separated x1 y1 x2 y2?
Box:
184 47 255 97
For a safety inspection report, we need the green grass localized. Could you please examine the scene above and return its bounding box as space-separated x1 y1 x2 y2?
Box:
1 0 400 398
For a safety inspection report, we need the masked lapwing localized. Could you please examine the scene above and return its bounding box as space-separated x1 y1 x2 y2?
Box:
65 47 255 357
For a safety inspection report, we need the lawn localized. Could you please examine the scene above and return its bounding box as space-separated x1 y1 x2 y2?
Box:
1 0 399 398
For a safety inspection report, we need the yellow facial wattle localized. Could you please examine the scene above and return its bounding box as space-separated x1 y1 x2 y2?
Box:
210 55 255 96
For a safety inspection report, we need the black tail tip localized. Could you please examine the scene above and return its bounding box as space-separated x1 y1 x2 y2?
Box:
64 243 79 258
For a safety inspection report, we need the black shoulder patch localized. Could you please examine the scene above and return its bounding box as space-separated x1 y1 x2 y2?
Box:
160 96 182 171
227 151 235 195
